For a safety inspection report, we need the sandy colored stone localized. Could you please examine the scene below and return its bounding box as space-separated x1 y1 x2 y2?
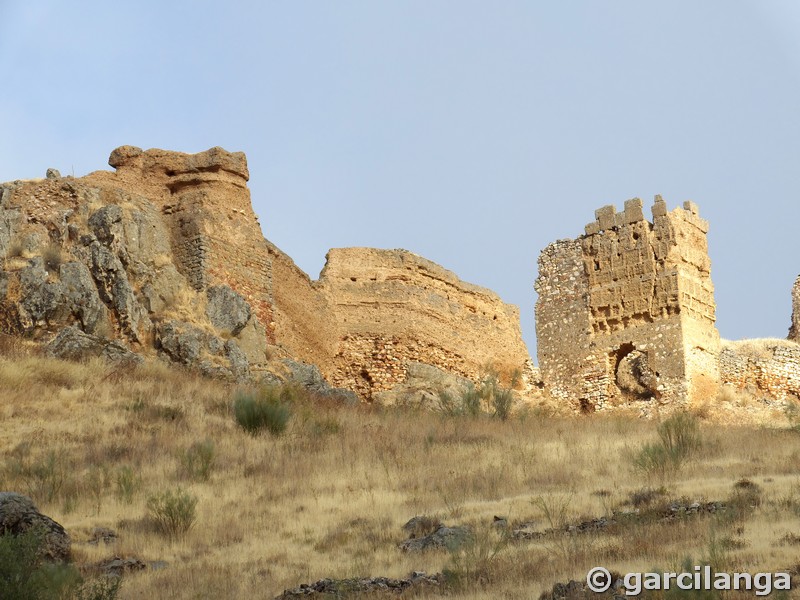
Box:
535 197 720 410
0 146 531 398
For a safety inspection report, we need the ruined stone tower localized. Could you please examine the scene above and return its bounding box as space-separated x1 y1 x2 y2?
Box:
789 275 800 343
535 197 720 410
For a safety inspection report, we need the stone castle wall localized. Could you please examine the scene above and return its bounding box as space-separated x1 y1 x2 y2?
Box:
1 146 530 398
719 340 800 402
535 197 720 410
318 248 531 400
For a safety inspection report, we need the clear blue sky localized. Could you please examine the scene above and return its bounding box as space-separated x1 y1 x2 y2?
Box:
2 1 799 358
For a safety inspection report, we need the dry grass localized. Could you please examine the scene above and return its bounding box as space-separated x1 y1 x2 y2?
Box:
722 338 800 361
1 353 800 599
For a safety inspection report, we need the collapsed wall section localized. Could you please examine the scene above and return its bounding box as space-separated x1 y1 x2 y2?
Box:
535 197 720 410
318 248 531 400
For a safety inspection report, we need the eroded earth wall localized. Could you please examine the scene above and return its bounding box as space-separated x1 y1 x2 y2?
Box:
318 248 531 399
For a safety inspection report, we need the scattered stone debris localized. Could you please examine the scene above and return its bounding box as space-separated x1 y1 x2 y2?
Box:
91 556 147 577
512 499 726 541
276 572 441 598
88 527 118 545
398 521 470 552
0 491 71 561
539 577 621 600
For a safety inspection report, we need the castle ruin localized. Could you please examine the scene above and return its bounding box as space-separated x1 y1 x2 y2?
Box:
0 146 530 400
535 197 720 411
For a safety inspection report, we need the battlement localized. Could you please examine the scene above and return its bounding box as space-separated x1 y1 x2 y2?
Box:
584 196 708 236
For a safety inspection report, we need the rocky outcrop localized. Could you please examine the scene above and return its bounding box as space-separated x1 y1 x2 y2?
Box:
47 326 141 364
372 362 473 408
0 149 269 379
276 572 442 598
0 492 71 562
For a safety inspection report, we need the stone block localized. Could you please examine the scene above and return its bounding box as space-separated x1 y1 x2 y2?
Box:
595 205 616 230
683 200 699 215
584 222 600 235
623 197 644 223
651 197 667 217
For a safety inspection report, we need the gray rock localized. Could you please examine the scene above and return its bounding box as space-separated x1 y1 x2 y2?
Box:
88 205 123 247
18 258 69 331
59 261 109 335
141 264 185 314
373 362 473 409
47 326 141 364
234 317 269 366
281 359 358 403
205 285 251 335
46 168 61 179
89 242 148 341
157 320 204 365
88 527 118 546
275 572 441 599
225 339 250 379
0 492 71 562
398 525 470 552
92 556 146 577
156 320 250 378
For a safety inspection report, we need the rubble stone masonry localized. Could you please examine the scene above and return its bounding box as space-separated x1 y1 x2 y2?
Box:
535 197 720 410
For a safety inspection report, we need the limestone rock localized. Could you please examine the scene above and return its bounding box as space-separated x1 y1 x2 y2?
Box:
156 320 205 365
281 359 358 403
373 362 473 408
47 326 141 364
18 258 69 330
276 572 441 599
59 261 109 335
0 492 71 562
398 524 470 552
156 320 250 379
46 168 61 179
206 285 251 335
88 241 148 341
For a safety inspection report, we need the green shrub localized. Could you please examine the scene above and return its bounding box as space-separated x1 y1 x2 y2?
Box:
0 526 118 600
633 412 702 480
146 487 198 538
114 465 141 505
8 445 71 504
443 525 508 588
435 369 517 420
233 386 293 436
179 439 215 482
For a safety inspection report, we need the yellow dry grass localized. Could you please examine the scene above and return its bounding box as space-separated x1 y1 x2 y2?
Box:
1 348 800 599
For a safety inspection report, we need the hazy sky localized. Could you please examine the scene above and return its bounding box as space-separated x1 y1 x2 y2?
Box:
2 1 799 358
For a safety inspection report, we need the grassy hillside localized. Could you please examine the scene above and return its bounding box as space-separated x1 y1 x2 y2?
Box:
1 341 800 599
